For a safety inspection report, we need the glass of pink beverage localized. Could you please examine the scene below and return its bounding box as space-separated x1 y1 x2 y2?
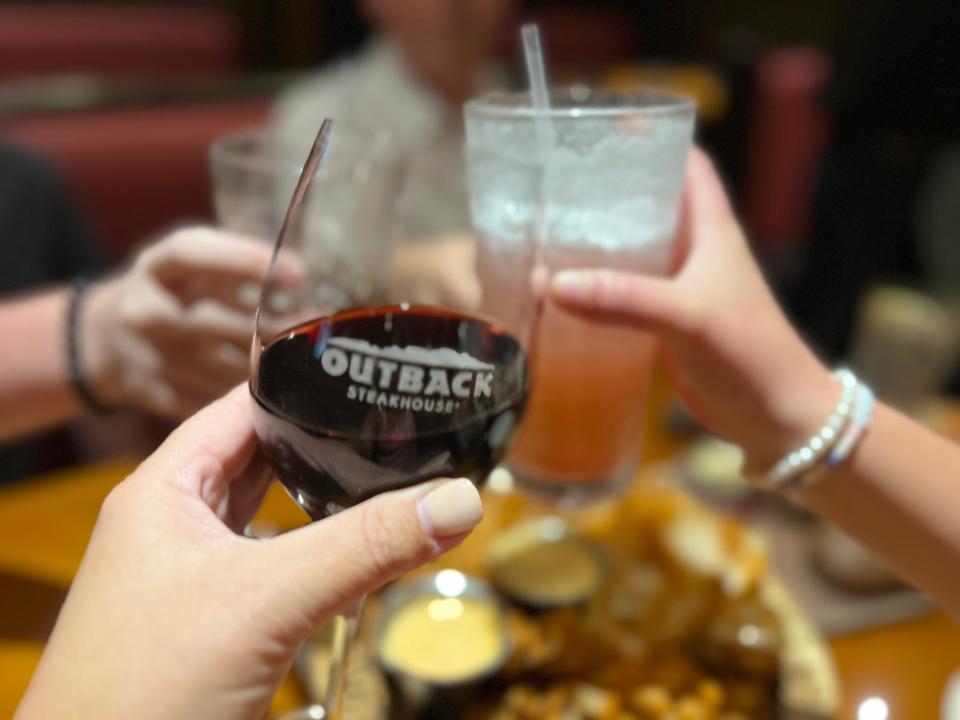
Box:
465 88 695 505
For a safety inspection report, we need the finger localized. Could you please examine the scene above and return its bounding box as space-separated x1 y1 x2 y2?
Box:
145 228 303 300
550 269 697 336
155 361 244 407
148 301 256 349
670 148 720 274
683 148 745 263
116 273 182 330
144 381 218 420
189 301 256 347
258 479 483 630
221 452 274 534
160 333 251 382
131 377 180 416
162 391 215 422
113 339 213 419
172 408 272 531
165 340 247 379
178 262 301 313
686 147 736 228
210 340 249 372
182 277 262 313
669 156 696 275
136 385 261 512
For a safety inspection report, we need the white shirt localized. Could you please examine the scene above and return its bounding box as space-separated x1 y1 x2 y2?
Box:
272 39 474 243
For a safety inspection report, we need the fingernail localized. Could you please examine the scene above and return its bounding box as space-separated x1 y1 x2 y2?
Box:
551 271 589 301
417 478 483 538
235 281 262 310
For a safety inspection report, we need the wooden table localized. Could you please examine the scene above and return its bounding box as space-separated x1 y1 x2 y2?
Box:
0 459 957 719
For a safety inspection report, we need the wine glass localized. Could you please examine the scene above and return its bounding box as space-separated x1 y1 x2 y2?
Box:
249 121 538 714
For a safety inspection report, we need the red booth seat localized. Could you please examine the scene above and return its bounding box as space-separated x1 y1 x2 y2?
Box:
0 5 240 80
5 99 270 263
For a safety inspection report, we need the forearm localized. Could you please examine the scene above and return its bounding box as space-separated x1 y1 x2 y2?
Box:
798 403 960 619
0 288 84 440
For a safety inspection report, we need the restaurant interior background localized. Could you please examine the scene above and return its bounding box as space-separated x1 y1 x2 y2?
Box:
1 1 960 719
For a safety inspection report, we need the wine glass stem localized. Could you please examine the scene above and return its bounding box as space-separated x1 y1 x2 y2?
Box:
319 596 365 718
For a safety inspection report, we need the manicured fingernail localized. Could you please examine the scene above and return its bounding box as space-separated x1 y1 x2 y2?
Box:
551 271 589 301
235 281 262 309
417 478 483 538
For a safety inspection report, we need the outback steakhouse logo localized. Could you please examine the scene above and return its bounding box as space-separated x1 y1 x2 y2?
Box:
317 337 495 414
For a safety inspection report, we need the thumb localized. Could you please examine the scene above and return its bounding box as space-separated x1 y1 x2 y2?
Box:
256 478 483 631
550 269 695 336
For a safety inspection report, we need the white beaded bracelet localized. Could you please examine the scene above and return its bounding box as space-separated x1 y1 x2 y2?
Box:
826 381 875 468
788 379 876 491
748 368 858 490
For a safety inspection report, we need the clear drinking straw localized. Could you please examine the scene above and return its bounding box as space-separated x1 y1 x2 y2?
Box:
521 23 555 158
521 23 553 317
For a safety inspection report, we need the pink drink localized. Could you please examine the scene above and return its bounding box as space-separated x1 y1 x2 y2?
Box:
464 86 695 504
479 241 665 502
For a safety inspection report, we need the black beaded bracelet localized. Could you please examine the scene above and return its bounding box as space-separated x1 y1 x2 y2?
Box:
66 276 115 414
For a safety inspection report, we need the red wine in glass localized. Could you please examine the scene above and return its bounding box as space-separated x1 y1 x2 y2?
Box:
248 120 538 716
251 305 529 519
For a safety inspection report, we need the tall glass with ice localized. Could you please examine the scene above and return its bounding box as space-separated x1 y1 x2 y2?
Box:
464 88 695 504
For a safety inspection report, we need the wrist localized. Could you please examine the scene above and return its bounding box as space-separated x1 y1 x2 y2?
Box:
77 277 125 407
741 361 839 475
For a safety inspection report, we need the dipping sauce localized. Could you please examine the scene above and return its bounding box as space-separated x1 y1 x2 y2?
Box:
379 594 506 683
490 517 603 607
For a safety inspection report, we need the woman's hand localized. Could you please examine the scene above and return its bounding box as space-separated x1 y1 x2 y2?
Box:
82 228 301 419
16 386 483 720
550 149 837 471
550 148 960 620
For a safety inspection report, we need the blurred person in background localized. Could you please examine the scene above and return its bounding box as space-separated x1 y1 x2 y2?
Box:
790 0 960 365
0 146 103 296
4 0 518 480
0 228 298 444
274 0 516 306
0 145 298 465
0 146 106 482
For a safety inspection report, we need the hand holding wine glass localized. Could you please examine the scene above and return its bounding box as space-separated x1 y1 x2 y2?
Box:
83 227 303 419
15 386 483 720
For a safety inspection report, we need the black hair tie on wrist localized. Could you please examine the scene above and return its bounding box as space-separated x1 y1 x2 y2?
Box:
67 276 115 414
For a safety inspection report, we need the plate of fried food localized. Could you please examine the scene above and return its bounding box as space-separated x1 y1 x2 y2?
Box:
299 474 837 720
